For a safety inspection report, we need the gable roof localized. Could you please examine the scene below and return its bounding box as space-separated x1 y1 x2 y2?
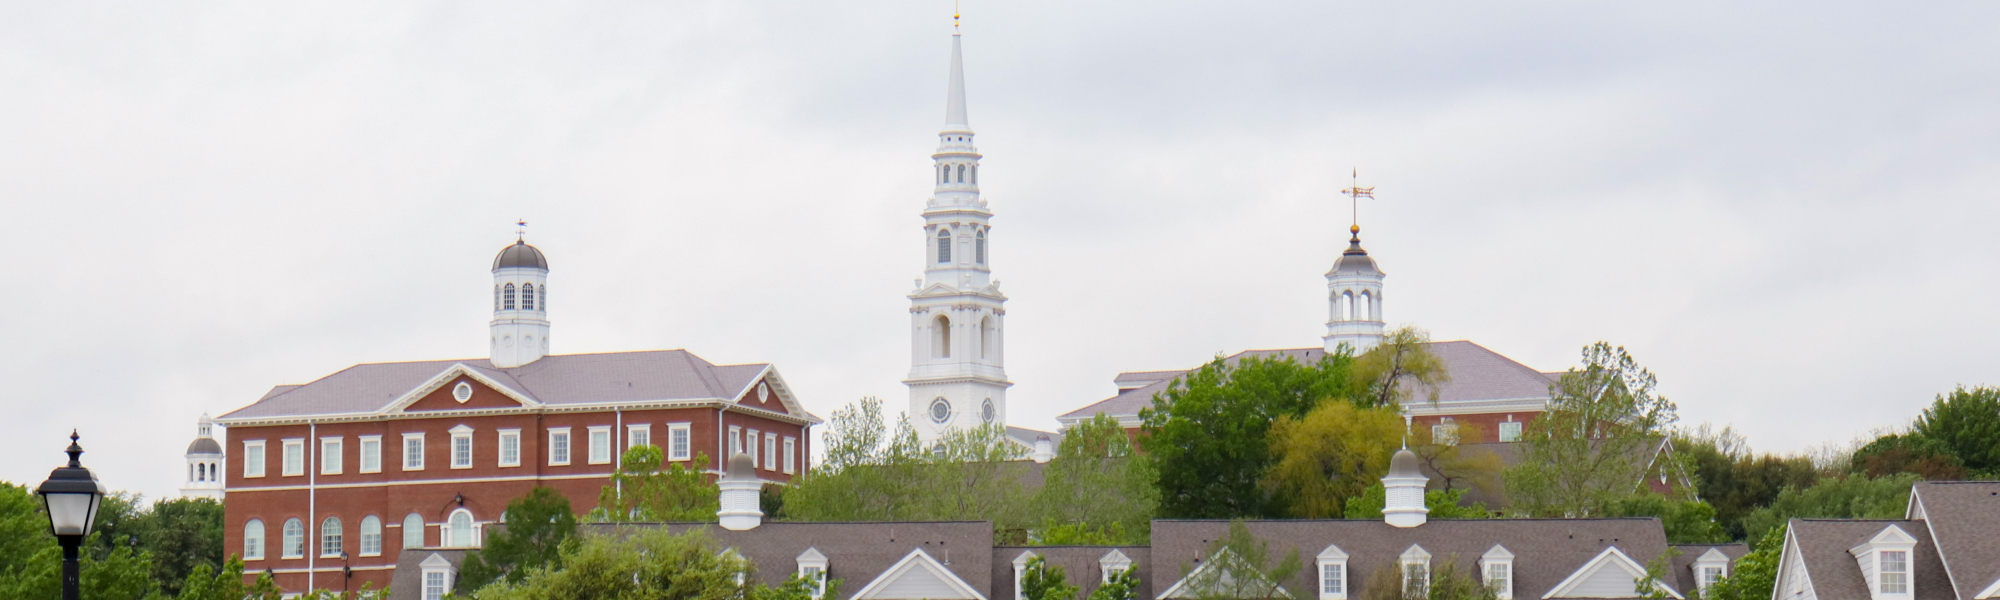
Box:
217 349 817 425
1910 481 2000 600
1786 519 1954 600
991 546 1154 600
635 521 993 600
1059 341 1554 422
1155 548 1292 600
1666 543 1747 593
1542 546 1681 599
851 548 988 600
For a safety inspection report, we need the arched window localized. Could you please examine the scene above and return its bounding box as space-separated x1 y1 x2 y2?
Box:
975 230 987 264
936 229 952 263
448 509 476 548
360 516 382 556
403 513 425 549
282 518 305 559
1341 292 1355 321
522 283 536 310
503 283 516 310
980 316 994 359
957 164 966 183
320 517 343 557
932 315 952 359
243 519 266 560
1357 292 1372 321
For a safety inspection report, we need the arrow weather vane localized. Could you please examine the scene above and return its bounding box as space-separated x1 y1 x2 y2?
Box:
1340 168 1375 235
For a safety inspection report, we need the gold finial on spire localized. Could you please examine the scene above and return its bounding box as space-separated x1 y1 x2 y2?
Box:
516 219 528 242
1340 168 1375 240
954 0 960 30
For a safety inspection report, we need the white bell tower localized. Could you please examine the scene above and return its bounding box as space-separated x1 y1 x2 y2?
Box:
490 234 551 368
1324 223 1386 354
180 414 225 500
906 28 1012 446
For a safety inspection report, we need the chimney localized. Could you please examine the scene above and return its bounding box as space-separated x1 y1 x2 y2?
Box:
1031 435 1055 463
717 452 763 530
1382 448 1429 528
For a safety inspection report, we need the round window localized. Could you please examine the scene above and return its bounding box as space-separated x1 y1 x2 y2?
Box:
981 399 996 424
929 398 952 423
452 382 473 403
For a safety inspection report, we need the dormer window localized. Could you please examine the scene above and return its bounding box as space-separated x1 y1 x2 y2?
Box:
1692 547 1729 595
1099 550 1133 583
1316 544 1348 600
1480 545 1513 599
1879 550 1908 594
1400 545 1431 596
797 547 829 599
1849 523 1916 599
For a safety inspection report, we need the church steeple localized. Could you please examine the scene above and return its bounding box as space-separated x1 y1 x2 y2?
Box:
490 234 551 368
907 27 1012 446
1326 174 1387 353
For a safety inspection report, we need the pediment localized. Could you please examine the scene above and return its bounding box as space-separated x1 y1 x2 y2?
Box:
851 549 985 600
1543 547 1681 599
729 368 816 422
386 364 540 414
1157 549 1291 600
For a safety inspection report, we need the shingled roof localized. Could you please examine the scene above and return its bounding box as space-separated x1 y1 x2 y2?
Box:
1909 481 2000 600
216 349 811 424
1784 519 1954 600
1059 341 1556 423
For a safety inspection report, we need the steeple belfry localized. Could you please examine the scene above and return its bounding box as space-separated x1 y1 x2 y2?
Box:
1325 174 1387 353
490 234 551 368
906 28 1011 446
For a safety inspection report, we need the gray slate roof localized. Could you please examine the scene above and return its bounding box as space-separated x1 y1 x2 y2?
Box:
637 522 994 600
185 437 223 455
1910 481 2000 600
1061 341 1555 421
1787 519 1953 600
991 546 1152 600
218 350 776 421
1667 543 1748 592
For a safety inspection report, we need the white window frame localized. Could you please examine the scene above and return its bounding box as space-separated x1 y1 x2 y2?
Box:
1879 549 1909 595
1011 551 1036 600
447 508 479 548
668 423 692 461
729 425 743 456
1431 418 1458 445
243 440 267 478
281 439 305 477
548 428 571 466
359 435 382 474
628 424 652 449
320 437 343 475
764 433 779 470
243 519 266 561
359 515 383 557
320 516 344 558
587 426 613 465
797 547 829 599
420 554 457 600
402 433 426 471
747 428 761 465
497 429 521 467
402 513 426 550
281 518 306 559
783 437 797 474
1498 420 1522 443
450 425 474 469
1400 545 1431 596
1480 545 1513 600
1099 549 1132 583
1316 544 1348 600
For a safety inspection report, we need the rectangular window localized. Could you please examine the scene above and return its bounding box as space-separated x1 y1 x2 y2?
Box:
1485 563 1509 595
668 423 692 461
1320 563 1344 597
498 430 521 467
588 427 612 464
282 439 305 476
359 436 382 473
729 426 743 456
802 566 826 598
1699 566 1722 588
1498 421 1522 443
403 433 426 471
629 424 652 449
1403 564 1428 595
783 437 797 474
548 428 571 465
320 438 343 475
1431 418 1458 445
764 433 778 470
1880 550 1908 593
423 571 449 600
451 429 473 469
244 441 267 478
747 429 760 465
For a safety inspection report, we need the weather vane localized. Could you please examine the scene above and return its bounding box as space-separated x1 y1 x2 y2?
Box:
954 0 960 30
516 220 528 241
1340 168 1375 236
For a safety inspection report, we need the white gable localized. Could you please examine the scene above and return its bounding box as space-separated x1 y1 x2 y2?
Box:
852 549 986 600
1544 547 1682 600
1774 530 1818 600
1157 549 1292 600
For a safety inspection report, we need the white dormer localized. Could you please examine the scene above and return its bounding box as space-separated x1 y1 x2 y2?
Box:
1692 548 1730 595
1012 550 1036 600
1316 544 1349 600
1480 545 1514 600
1400 545 1431 596
419 553 457 600
798 547 829 599
1100 549 1133 582
1848 524 1916 600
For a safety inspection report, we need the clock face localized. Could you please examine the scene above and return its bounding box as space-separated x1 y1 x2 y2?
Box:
982 400 996 424
930 398 952 423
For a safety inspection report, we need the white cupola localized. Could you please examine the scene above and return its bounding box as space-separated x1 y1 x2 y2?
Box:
717 452 764 530
1324 224 1386 354
905 26 1012 447
1382 447 1429 528
489 238 550 368
180 413 225 500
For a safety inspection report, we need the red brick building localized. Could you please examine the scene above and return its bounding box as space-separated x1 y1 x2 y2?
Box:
212 240 819 595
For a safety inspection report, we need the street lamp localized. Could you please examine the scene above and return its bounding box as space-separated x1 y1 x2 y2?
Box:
36 430 108 600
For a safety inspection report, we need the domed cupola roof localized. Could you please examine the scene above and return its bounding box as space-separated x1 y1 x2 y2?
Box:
186 437 223 456
1331 225 1383 277
1388 447 1422 478
492 241 549 271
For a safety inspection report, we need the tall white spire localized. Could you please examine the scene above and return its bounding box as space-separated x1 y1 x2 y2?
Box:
906 28 1011 447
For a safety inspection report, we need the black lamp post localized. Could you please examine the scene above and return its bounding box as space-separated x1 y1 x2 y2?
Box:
36 431 108 600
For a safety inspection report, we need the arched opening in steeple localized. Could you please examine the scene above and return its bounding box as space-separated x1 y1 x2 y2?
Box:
522 283 536 310
933 315 952 359
975 230 987 264
503 283 517 310
937 229 952 263
1341 292 1355 321
1358 291 1372 321
957 164 966 183
980 316 994 359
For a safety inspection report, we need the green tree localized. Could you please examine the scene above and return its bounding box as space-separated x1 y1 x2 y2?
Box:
1596 495 1728 544
1911 386 2000 474
1089 565 1140 600
1505 342 1681 517
1264 402 1402 518
1697 526 1783 600
472 527 836 600
1676 426 1818 540
1177 521 1301 600
129 497 226 597
1740 473 1917 543
593 445 719 522
1354 326 1452 409
783 398 1033 536
1341 482 1490 520
1358 557 1498 600
1408 422 1503 496
459 487 580 592
176 556 249 600
0 482 162 599
1021 555 1079 600
1849 433 1966 480
1141 353 1364 519
1035 414 1156 543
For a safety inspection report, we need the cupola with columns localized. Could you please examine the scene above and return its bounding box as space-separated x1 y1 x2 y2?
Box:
490 236 551 368
180 413 225 500
1324 223 1387 354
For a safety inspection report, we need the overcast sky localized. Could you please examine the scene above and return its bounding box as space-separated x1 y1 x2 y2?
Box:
3 1 1996 502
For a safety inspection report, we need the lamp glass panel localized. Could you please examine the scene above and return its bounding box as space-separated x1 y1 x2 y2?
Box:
44 492 97 536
